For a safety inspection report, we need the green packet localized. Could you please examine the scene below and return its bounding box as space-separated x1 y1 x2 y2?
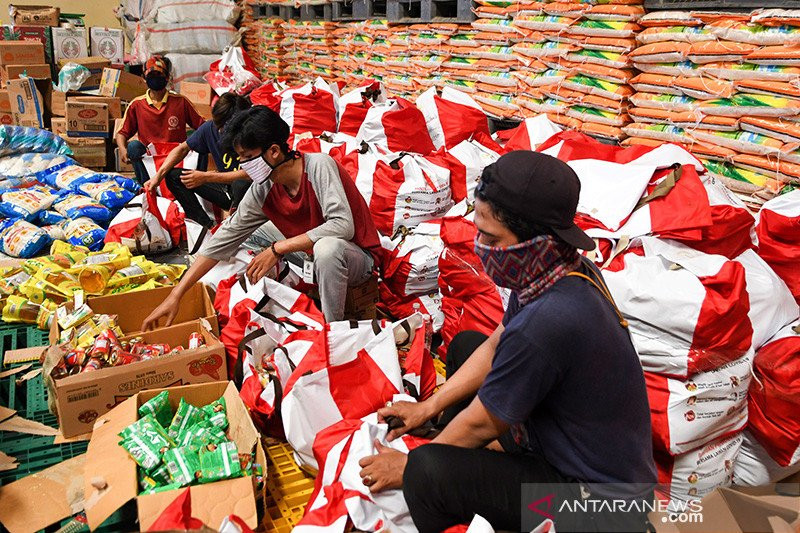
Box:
163 445 201 486
140 482 183 495
139 391 172 428
201 396 228 430
198 441 242 484
118 415 174 471
177 419 227 448
168 398 207 441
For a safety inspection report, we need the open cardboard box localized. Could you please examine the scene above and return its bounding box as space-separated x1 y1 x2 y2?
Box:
83 380 265 531
49 319 227 438
49 283 218 344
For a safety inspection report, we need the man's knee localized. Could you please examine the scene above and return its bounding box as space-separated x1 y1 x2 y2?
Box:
127 140 146 160
447 330 489 372
313 237 345 265
404 444 450 494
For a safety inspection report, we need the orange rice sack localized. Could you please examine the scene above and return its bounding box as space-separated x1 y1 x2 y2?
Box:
707 20 800 46
577 36 638 53
564 49 630 69
689 143 738 162
621 136 663 147
733 153 800 181
740 117 800 145
629 41 691 63
584 4 645 22
560 74 633 101
636 26 715 44
581 121 627 142
512 41 577 58
674 76 736 100
513 15 577 32
471 18 518 33
638 11 702 28
621 123 697 144
541 3 586 18
698 94 800 118
516 95 569 114
700 62 800 82
580 94 630 114
475 5 510 19
746 45 800 66
548 113 583 130
751 9 800 28
567 106 630 126
566 20 641 38
688 41 759 64
513 68 568 87
691 129 785 156
691 12 751 25
630 73 683 95
736 79 800 99
633 61 701 77
473 91 520 118
629 92 698 111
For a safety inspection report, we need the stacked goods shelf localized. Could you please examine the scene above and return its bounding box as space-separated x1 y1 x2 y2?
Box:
282 19 303 82
295 20 339 82
511 0 643 140
245 18 290 80
623 8 800 208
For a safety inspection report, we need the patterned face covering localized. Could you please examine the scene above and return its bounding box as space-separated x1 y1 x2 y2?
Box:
474 234 581 305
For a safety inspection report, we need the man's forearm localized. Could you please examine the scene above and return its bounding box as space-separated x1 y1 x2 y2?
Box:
114 133 128 153
433 398 509 449
168 255 219 301
427 325 504 415
205 170 249 184
156 143 191 181
274 233 314 255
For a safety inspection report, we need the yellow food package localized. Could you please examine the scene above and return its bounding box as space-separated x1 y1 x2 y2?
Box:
77 265 113 295
19 275 76 305
110 278 159 295
77 244 132 272
3 296 55 324
50 240 89 256
0 269 28 297
154 263 187 284
107 257 158 288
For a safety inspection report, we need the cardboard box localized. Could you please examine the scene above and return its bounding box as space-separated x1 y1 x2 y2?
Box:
50 319 227 438
0 63 51 84
89 27 123 65
50 116 66 136
83 381 264 530
180 81 213 107
114 146 133 172
7 76 49 128
61 136 107 168
0 40 45 65
98 67 147 102
71 95 122 119
9 5 60 27
13 25 54 64
49 284 218 343
58 56 109 91
66 101 109 138
51 90 66 117
0 90 13 126
52 27 88 63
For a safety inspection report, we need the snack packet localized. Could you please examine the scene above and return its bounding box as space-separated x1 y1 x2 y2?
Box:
168 398 207 441
118 415 174 470
139 391 173 428
198 441 242 483
163 445 201 486
202 396 228 430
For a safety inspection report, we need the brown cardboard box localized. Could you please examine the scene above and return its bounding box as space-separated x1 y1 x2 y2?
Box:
13 25 54 64
49 284 218 342
89 27 124 65
98 67 147 102
50 319 227 438
9 5 60 26
71 96 122 119
83 381 265 530
0 63 51 84
52 27 88 63
114 147 133 172
7 76 49 128
0 89 13 126
58 56 110 91
51 90 66 117
180 81 213 106
50 116 66 136
66 101 110 138
60 136 107 168
0 41 45 65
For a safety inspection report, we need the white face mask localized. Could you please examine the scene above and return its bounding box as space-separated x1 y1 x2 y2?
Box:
239 153 272 184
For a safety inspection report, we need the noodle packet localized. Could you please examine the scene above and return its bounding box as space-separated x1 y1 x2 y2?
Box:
163 445 201 486
139 391 172 428
198 441 242 484
118 415 174 470
168 398 207 441
202 396 228 430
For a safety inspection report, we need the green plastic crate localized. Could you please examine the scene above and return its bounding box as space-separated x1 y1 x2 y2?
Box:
26 326 50 350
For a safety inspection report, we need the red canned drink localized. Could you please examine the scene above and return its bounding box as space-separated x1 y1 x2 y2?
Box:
188 332 205 350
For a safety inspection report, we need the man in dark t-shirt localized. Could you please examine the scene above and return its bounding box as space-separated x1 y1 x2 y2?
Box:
144 92 251 228
358 151 657 533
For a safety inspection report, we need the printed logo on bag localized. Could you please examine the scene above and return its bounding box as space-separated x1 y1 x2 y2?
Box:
168 116 180 129
78 409 99 424
61 38 81 59
188 354 223 380
78 109 98 119
98 38 117 59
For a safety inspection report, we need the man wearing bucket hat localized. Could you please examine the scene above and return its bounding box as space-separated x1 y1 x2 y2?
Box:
358 151 656 532
115 55 205 184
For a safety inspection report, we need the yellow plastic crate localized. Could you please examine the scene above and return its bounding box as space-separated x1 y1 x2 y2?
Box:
266 442 317 525
262 494 294 533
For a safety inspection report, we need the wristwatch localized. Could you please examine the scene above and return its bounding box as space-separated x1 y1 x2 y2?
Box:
271 241 284 259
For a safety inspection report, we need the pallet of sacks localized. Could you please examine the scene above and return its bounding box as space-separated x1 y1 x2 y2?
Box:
625 8 800 209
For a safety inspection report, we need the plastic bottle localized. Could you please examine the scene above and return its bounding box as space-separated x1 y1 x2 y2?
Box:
78 265 113 294
3 296 54 324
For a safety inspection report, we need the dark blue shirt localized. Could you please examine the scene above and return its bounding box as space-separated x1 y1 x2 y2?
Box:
478 260 657 492
186 120 239 172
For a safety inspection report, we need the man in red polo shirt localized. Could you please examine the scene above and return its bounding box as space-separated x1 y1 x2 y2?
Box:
115 55 205 184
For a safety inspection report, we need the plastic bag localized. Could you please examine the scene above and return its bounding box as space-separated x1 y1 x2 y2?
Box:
64 217 106 251
76 180 136 209
0 126 72 158
56 63 91 92
204 46 261 97
52 193 112 223
0 219 50 258
0 153 75 180
43 165 103 191
37 210 67 226
0 185 59 222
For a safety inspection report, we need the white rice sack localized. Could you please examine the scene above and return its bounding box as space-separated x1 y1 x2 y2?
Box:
152 0 239 24
146 20 236 55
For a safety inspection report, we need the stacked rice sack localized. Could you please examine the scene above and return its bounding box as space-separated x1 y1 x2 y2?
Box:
244 17 289 81
404 23 450 99
296 20 338 82
416 23 472 98
332 22 360 86
512 0 642 140
378 20 420 99
625 9 800 208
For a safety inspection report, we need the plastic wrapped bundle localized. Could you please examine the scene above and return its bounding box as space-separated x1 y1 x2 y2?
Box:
0 126 72 158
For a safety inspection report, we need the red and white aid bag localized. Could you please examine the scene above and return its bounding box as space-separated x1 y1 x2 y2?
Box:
277 77 340 136
604 237 753 378
756 190 800 304
378 284 445 333
656 433 742 504
104 191 184 253
446 134 503 203
734 430 800 487
356 97 436 155
738 320 800 484
500 114 562 151
337 80 387 136
142 142 200 196
380 221 443 297
416 86 491 150
295 408 427 533
282 314 434 469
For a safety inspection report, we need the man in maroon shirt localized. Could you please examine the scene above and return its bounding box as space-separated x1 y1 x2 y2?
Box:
115 55 205 184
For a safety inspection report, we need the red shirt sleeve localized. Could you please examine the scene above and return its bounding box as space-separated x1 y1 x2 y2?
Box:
117 100 138 140
185 99 206 130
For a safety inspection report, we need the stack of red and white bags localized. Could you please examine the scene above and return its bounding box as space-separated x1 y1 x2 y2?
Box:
624 9 800 209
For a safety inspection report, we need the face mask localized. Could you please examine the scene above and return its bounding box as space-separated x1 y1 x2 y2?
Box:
146 76 168 91
474 234 581 305
240 149 294 185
